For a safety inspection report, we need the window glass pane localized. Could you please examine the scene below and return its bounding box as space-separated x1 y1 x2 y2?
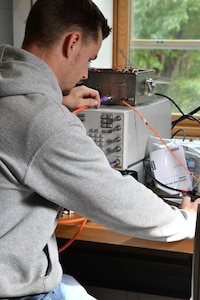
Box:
130 0 200 114
130 49 200 114
131 0 200 40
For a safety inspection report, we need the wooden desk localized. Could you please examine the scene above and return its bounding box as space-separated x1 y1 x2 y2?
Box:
56 213 194 254
56 214 194 299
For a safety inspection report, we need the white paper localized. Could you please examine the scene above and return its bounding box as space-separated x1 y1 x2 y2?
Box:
150 145 193 195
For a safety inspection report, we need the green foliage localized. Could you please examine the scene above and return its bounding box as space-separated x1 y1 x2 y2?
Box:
132 0 200 39
157 76 200 113
131 0 200 114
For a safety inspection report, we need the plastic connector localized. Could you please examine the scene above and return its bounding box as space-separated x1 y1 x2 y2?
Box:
100 95 112 103
110 159 120 168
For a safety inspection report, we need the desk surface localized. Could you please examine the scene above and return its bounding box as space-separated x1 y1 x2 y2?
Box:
56 213 194 254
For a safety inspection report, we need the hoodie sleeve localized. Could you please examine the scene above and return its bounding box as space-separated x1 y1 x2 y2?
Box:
23 115 196 243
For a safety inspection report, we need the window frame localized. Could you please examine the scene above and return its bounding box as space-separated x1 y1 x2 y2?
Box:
113 0 200 138
131 39 200 50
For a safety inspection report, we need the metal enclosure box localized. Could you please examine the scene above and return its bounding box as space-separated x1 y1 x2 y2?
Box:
77 98 171 170
83 68 155 106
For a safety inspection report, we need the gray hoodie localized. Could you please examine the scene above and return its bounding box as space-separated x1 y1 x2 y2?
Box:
0 44 195 297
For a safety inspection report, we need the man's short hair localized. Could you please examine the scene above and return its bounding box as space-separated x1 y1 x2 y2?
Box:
22 0 111 48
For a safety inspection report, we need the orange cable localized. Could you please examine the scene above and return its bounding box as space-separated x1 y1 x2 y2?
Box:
58 217 88 253
58 217 86 225
71 105 89 114
121 99 200 184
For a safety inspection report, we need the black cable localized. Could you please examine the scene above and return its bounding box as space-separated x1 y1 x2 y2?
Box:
143 158 199 199
155 92 200 129
172 113 200 128
188 105 200 116
143 158 184 194
171 128 186 140
155 92 184 115
187 114 200 124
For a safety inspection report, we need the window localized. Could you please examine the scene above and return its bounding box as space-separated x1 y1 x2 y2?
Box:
130 0 200 116
113 0 200 137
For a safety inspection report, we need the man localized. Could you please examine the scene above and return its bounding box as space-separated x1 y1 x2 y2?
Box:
0 0 200 299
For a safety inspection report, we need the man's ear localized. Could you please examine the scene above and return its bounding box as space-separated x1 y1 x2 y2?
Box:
63 33 81 58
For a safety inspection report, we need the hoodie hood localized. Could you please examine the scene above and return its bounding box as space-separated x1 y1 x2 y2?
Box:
0 44 62 101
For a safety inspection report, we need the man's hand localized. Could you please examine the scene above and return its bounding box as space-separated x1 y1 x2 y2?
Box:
180 195 200 218
62 85 101 110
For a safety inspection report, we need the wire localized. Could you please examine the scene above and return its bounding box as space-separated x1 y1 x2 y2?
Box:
120 99 200 185
156 92 200 129
58 217 88 253
173 107 200 127
172 113 200 129
171 128 186 140
70 96 112 115
155 92 185 115
143 158 200 198
58 216 86 224
71 105 89 114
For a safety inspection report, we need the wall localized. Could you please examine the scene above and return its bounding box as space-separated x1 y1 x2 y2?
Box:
90 0 113 68
0 0 13 44
13 0 32 48
12 0 113 68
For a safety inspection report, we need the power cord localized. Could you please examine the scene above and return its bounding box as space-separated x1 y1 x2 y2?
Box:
155 92 200 130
